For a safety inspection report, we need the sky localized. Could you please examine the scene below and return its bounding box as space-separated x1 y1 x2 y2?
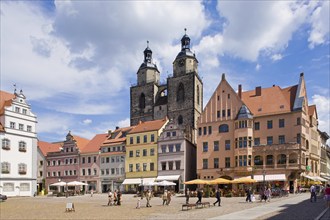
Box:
1 0 329 143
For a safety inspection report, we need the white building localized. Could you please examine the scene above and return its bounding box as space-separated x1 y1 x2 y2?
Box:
0 89 38 197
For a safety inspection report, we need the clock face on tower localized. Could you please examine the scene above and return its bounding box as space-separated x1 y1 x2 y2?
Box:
178 59 185 67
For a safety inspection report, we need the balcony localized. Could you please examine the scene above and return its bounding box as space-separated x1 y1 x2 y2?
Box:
253 142 302 153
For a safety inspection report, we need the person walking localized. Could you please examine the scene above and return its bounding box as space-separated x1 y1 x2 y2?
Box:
246 187 252 202
113 190 118 205
324 184 330 208
117 190 122 206
166 190 172 205
196 189 203 204
162 190 168 205
185 188 190 204
213 189 221 206
146 189 152 207
107 190 113 206
264 187 271 202
310 184 317 202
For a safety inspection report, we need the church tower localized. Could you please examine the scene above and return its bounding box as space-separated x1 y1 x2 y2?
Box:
130 41 160 125
167 29 203 144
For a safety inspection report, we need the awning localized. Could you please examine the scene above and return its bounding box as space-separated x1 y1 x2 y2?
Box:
321 175 330 181
302 174 315 180
314 176 328 182
122 178 156 185
253 174 286 182
156 175 180 181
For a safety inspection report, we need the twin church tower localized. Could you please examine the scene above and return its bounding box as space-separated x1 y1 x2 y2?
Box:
130 30 203 144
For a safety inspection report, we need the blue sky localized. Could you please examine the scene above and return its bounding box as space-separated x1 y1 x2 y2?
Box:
1 1 329 143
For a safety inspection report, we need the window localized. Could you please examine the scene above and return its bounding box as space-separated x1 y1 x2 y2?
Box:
297 117 301 125
101 158 105 163
106 157 110 163
150 148 155 156
15 107 20 113
254 122 260 130
1 162 10 174
168 144 174 152
279 119 285 128
227 109 231 117
172 132 176 137
279 135 285 144
254 155 263 165
150 162 154 171
198 127 202 136
208 126 212 135
161 145 166 153
178 115 183 125
175 161 181 170
297 133 301 144
88 157 91 163
139 93 145 109
177 83 185 102
203 142 208 152
136 150 140 157
254 138 260 146
18 163 27 174
222 109 226 117
168 161 173 170
143 135 147 143
10 122 15 129
94 156 96 163
202 159 208 169
277 154 286 164
214 141 219 151
58 171 61 177
219 124 229 133
129 151 133 157
130 137 133 144
2 138 10 150
129 164 133 172
197 85 200 105
27 125 32 132
267 120 273 129
167 132 171 137
267 136 273 145
3 182 14 192
217 111 220 118
175 144 181 152
214 158 219 168
19 124 24 130
203 127 207 135
143 149 147 156
161 162 166 170
109 169 113 175
57 160 61 165
225 140 231 150
94 169 97 175
136 163 140 172
143 163 147 171
225 157 230 168
116 156 119 162
22 109 27 114
151 134 155 142
136 136 140 144
82 157 85 164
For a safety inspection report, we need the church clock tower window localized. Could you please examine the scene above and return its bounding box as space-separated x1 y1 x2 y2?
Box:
139 93 146 109
178 115 183 125
177 83 185 102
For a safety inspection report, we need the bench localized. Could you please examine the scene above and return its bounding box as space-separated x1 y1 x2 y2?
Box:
182 203 196 211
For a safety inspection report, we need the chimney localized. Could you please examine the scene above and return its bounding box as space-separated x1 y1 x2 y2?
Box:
255 86 261 96
238 84 242 99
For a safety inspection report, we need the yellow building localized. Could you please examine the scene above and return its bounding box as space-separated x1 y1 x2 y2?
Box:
197 73 326 193
123 118 168 191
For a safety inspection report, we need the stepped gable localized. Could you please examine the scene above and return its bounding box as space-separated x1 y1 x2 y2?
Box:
241 85 297 116
128 118 167 134
38 140 62 156
81 133 108 153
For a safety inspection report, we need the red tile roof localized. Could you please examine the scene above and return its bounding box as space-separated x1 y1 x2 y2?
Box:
101 126 135 146
81 133 108 153
38 141 62 156
72 135 90 151
128 118 168 134
0 90 15 115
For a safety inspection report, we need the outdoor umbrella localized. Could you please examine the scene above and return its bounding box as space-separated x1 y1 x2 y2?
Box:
140 181 158 186
50 181 67 186
184 179 210 185
231 177 257 184
208 178 231 185
67 181 88 186
157 180 176 186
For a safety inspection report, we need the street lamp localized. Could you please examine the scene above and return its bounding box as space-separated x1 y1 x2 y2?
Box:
140 177 144 199
263 170 266 188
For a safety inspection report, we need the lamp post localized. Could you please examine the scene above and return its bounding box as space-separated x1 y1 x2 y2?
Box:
263 170 266 188
140 177 144 199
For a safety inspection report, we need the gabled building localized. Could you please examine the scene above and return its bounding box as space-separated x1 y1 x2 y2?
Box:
197 73 324 193
79 133 108 193
46 131 90 191
0 89 38 197
157 119 196 192
100 126 135 192
123 118 168 192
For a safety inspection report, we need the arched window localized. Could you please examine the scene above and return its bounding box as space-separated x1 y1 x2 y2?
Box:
178 115 183 125
139 93 145 109
277 154 286 164
219 124 229 133
289 153 298 164
254 155 263 165
197 85 200 105
266 155 273 165
177 83 185 102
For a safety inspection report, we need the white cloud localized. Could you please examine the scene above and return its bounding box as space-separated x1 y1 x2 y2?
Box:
82 119 92 125
255 64 261 71
311 94 330 137
308 1 330 48
271 54 283 61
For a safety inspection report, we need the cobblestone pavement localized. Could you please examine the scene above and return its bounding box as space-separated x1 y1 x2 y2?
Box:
0 193 326 219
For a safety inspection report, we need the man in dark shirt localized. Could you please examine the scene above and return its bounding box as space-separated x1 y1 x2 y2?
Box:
213 189 221 206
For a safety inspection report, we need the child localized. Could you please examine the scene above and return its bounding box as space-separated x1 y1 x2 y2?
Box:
136 198 141 209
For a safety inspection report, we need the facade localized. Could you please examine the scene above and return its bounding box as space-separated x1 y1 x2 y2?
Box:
0 89 38 197
79 133 108 193
197 73 326 192
157 119 196 192
45 132 90 191
130 31 203 144
123 118 168 191
99 127 134 193
319 131 330 181
37 141 62 194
